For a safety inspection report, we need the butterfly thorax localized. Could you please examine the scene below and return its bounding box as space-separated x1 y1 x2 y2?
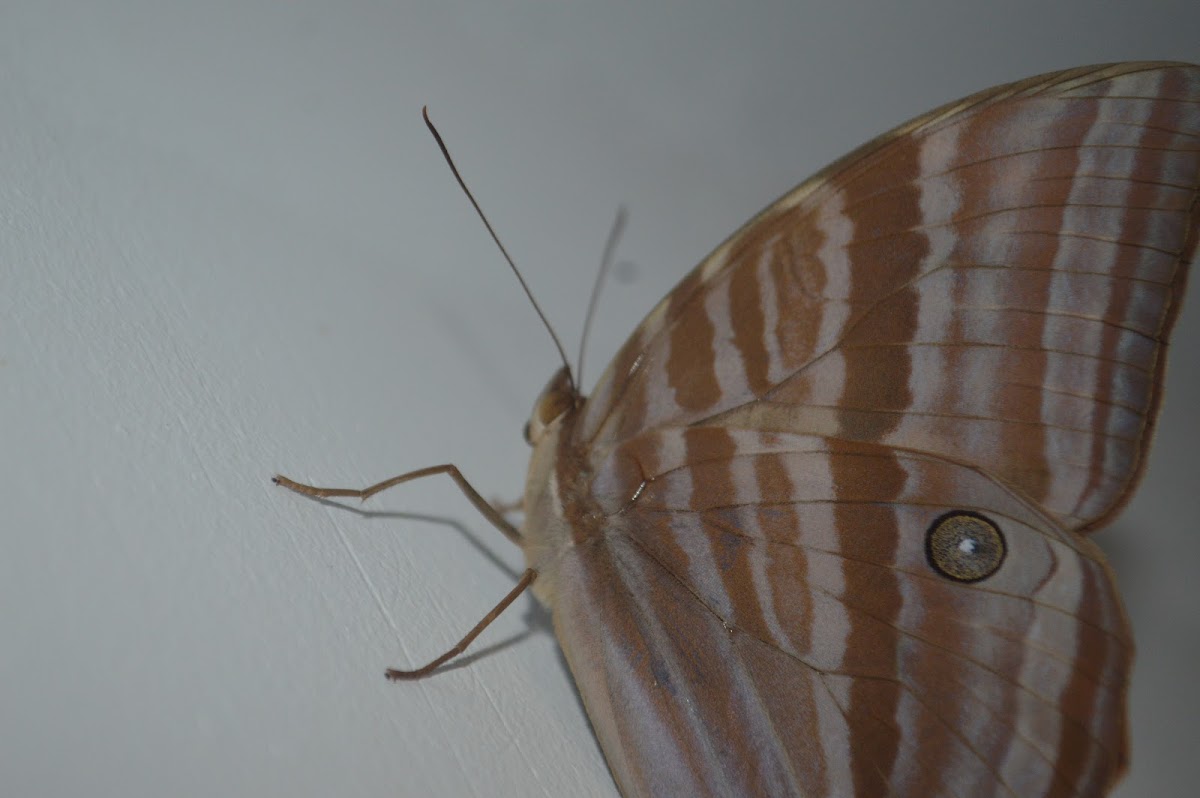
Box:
520 368 604 608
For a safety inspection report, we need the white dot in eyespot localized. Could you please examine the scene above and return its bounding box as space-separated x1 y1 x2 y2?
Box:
958 538 977 554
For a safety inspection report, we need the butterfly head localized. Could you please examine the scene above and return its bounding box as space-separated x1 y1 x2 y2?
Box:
524 366 579 446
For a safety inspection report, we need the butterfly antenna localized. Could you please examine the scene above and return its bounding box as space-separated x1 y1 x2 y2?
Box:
422 107 574 391
576 205 627 390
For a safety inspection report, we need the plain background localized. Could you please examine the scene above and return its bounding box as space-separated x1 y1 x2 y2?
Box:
3 2 1197 796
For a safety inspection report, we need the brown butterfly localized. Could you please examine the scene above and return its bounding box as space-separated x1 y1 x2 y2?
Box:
276 62 1200 797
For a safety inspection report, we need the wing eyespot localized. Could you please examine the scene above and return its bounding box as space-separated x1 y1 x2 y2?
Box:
925 511 1006 583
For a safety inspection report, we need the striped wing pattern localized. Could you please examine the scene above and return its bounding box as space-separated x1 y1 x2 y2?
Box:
579 63 1198 531
556 429 1128 796
527 64 1198 797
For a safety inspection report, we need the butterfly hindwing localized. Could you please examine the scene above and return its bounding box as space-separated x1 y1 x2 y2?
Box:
552 428 1129 796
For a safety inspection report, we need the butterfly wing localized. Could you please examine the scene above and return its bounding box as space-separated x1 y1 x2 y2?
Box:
554 428 1129 796
577 62 1199 532
547 63 1198 796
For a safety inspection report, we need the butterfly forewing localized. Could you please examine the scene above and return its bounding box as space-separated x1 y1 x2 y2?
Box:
523 63 1199 797
576 62 1198 531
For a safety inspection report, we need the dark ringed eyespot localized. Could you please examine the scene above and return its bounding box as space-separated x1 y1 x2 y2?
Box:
925 511 1006 583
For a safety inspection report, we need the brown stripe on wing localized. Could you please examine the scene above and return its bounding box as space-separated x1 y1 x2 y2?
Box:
666 272 721 412
830 121 926 444
752 444 818 664
730 246 773 397
828 437 908 792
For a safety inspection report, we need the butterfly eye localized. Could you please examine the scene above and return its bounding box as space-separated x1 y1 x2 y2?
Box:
526 366 576 446
925 511 1006 583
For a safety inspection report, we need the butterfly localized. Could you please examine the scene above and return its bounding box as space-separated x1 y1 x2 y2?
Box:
276 62 1200 797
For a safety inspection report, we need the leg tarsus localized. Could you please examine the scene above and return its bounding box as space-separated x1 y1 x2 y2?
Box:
385 568 537 680
273 465 522 546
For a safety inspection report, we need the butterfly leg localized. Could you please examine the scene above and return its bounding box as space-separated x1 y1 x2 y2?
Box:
272 465 522 546
385 567 537 680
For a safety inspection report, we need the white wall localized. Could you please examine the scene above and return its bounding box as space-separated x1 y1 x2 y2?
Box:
3 2 1197 796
